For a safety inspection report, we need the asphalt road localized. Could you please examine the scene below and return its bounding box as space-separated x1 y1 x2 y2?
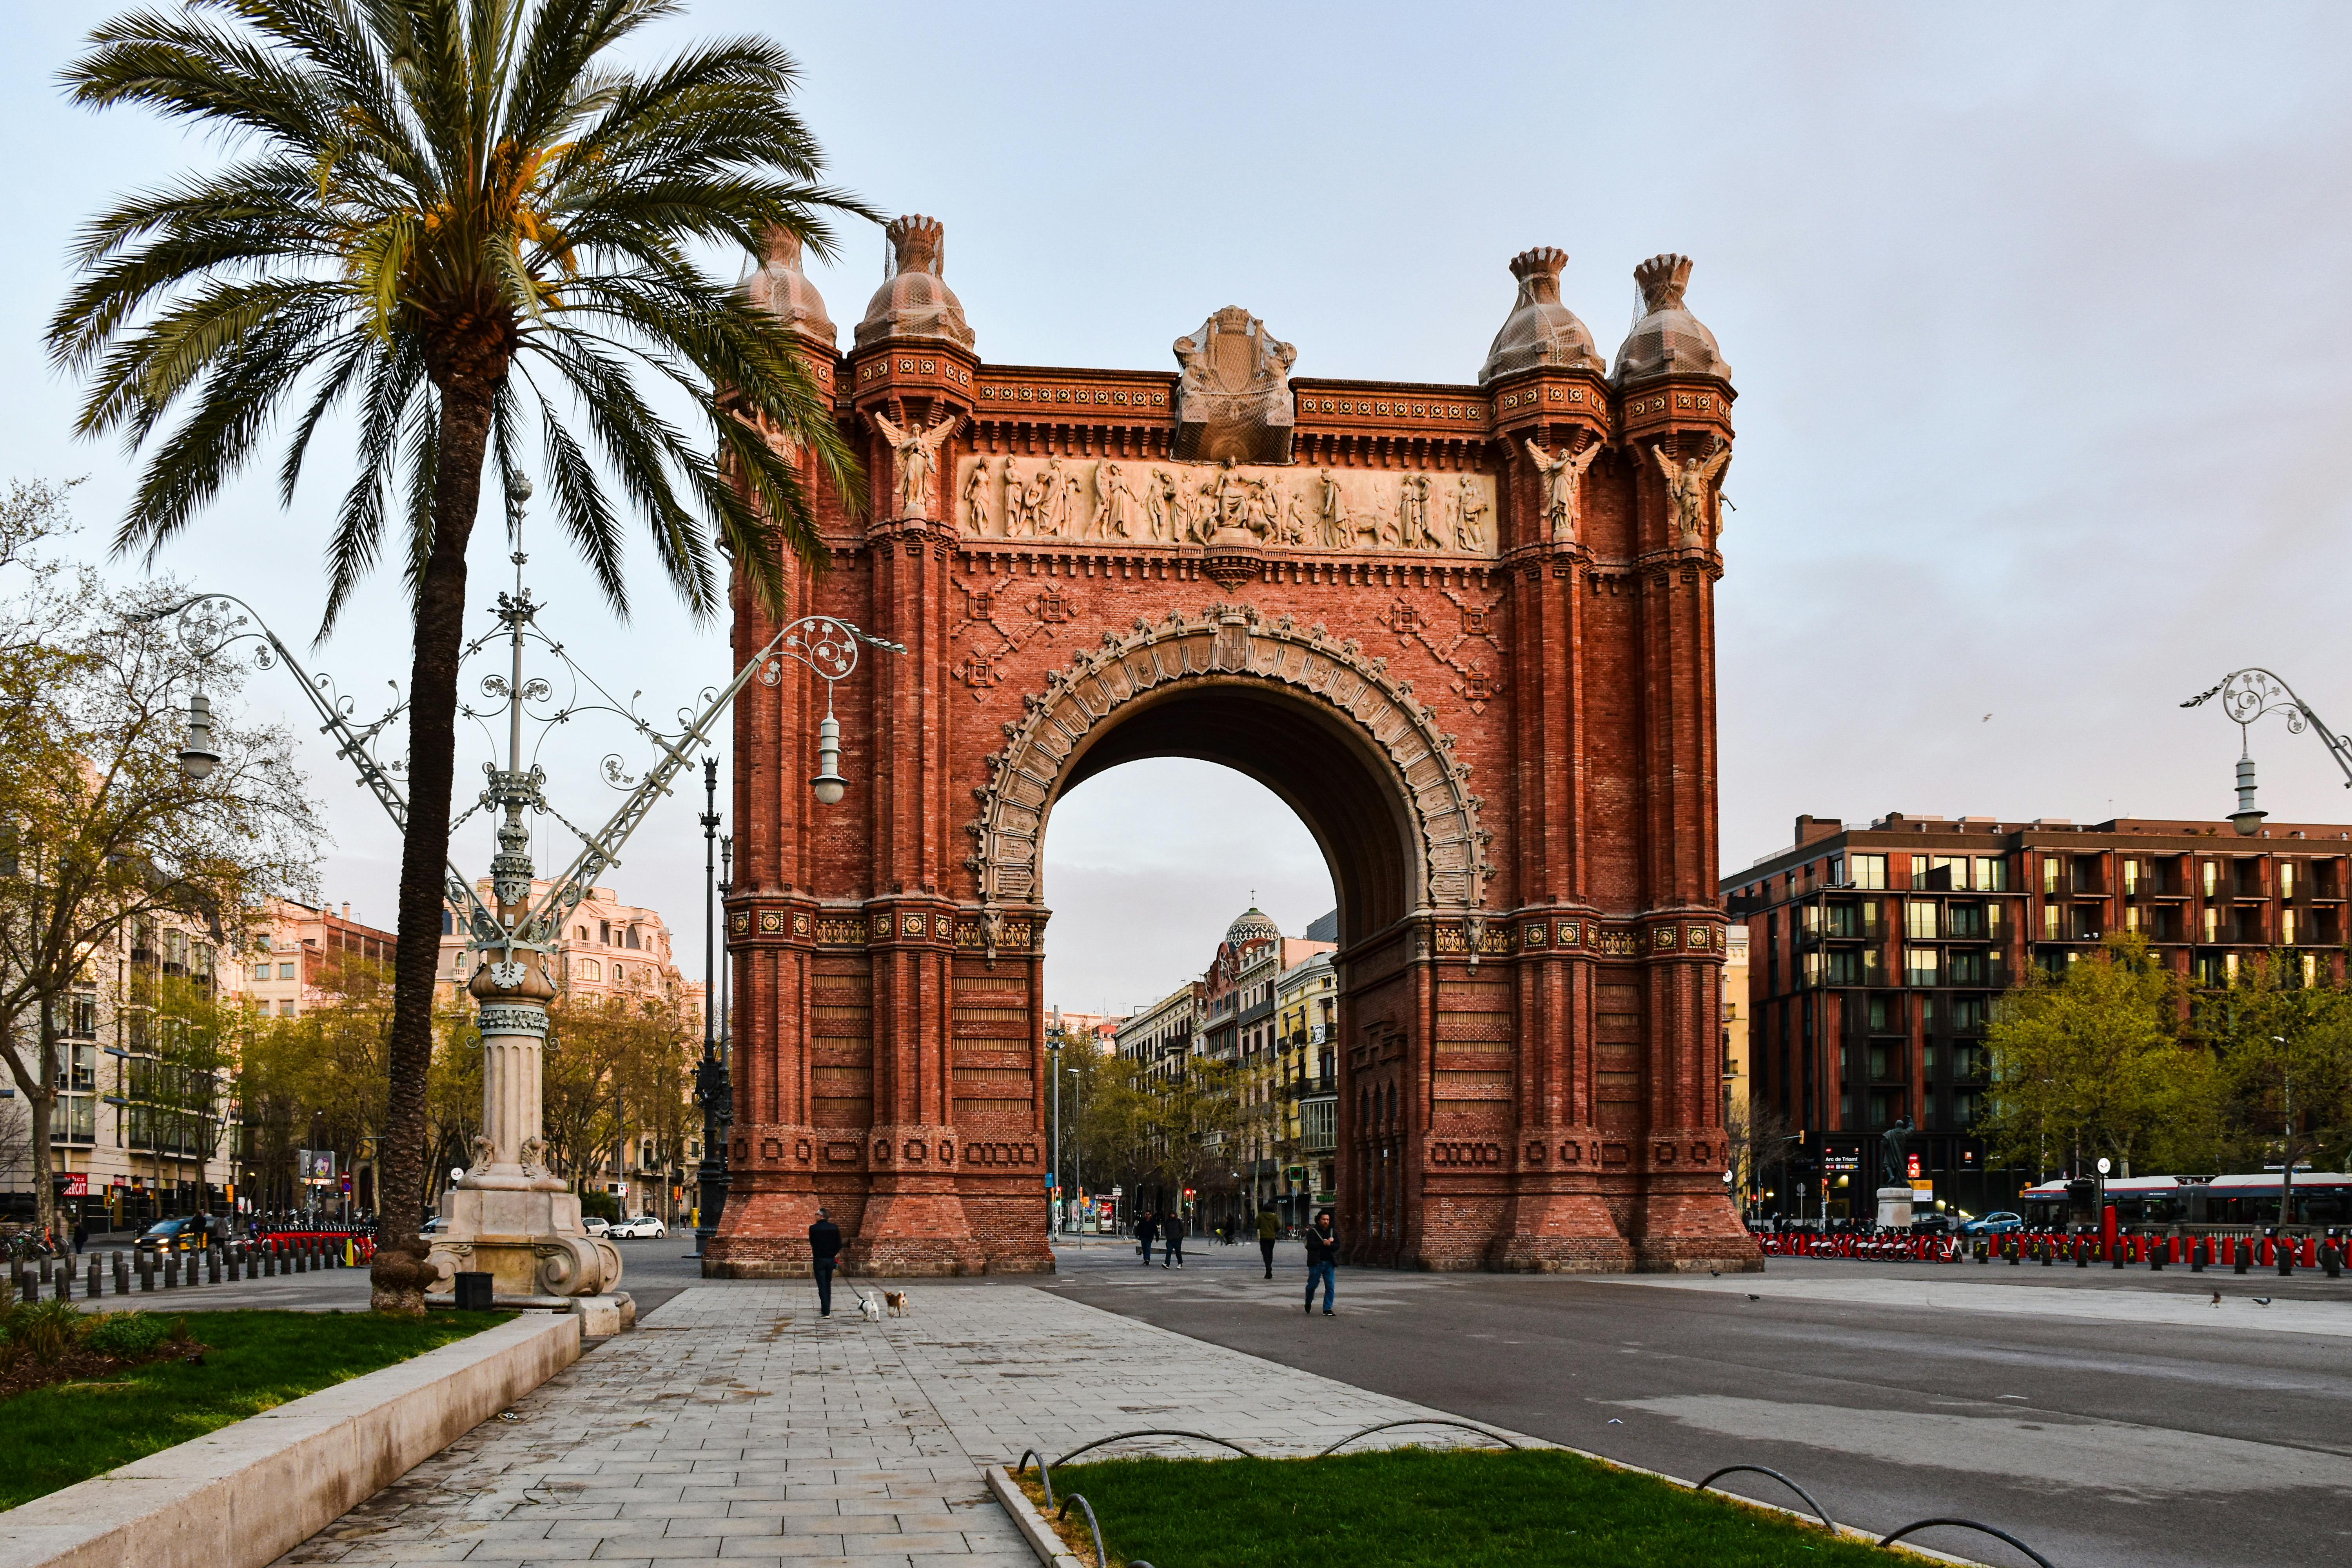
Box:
1045 1236 2352 1568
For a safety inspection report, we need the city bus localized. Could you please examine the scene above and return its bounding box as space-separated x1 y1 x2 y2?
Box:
2022 1172 2352 1230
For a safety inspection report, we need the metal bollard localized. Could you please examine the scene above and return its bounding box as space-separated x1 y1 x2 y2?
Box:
165 1251 181 1288
54 1265 71 1301
38 1256 52 1285
113 1251 129 1294
2323 1243 2342 1279
265 1245 277 1278
2191 1239 2207 1272
139 1255 154 1292
2151 1241 2164 1272
17 1274 34 1307
87 1254 102 1297
2234 1239 2250 1274
2279 1240 2295 1277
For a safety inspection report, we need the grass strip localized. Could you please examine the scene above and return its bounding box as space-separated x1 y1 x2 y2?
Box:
1034 1448 1913 1566
0 1309 510 1511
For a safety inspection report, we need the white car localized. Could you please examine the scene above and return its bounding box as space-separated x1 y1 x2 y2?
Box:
608 1214 667 1239
583 1215 610 1237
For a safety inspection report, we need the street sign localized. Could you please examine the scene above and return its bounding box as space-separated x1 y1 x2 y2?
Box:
59 1174 88 1197
298 1148 336 1183
1045 1174 1057 1190
1906 1152 1923 1180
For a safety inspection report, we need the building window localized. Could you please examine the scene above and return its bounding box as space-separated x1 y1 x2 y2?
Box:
1975 857 2008 892
579 959 602 982
1904 947 1940 987
2280 861 2299 900
2041 902 2060 940
2203 907 2219 943
276 962 294 980
2201 860 2218 899
2124 906 2141 933
1905 901 1938 940
279 1000 296 1017
2041 857 2059 894
1851 855 1887 890
2282 908 2299 946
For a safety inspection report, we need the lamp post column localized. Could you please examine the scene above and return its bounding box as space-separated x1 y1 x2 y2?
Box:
1048 1038 1062 1236
694 759 720 1256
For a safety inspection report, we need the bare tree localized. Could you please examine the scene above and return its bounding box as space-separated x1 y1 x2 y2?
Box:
0 498 319 1237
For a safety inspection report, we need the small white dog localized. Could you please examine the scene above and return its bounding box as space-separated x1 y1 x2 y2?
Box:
853 1287 885 1322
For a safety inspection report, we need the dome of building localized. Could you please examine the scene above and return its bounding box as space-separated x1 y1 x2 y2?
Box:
1478 247 1603 385
1613 253 1730 385
853 214 975 351
1224 904 1281 949
743 225 835 347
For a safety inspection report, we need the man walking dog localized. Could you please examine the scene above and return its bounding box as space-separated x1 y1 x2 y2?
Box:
808 1206 843 1317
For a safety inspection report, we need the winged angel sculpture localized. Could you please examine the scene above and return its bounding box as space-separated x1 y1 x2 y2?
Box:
869 410 963 519
1653 441 1732 548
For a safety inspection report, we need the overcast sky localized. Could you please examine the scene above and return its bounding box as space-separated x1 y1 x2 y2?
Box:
7 4 2352 1016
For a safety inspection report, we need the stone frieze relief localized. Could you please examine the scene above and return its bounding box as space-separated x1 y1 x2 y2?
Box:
955 454 1496 556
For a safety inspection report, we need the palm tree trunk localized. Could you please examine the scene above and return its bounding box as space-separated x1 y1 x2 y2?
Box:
370 376 494 1314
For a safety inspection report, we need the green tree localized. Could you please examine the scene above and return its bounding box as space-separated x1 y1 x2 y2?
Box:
1982 935 2217 1180
2206 955 2352 1216
53 1 871 1310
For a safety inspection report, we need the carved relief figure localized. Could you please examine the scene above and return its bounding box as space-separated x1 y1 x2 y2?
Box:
1316 468 1348 547
1454 473 1491 552
1402 474 1443 551
1036 455 1072 537
1652 441 1732 548
1523 436 1604 543
962 460 993 536
1098 462 1136 539
868 410 962 519
1002 454 1033 537
1146 468 1175 542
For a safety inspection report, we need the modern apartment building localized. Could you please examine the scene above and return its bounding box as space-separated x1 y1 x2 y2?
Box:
240 898 396 1019
1723 811 2352 1220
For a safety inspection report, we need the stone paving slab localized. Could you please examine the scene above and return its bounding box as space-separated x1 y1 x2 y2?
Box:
270 1283 1500 1568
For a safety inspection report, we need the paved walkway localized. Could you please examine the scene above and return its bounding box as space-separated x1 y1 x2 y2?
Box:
274 1283 1508 1568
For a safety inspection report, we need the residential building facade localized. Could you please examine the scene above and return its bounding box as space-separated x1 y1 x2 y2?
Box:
241 898 396 1020
1113 984 1201 1088
1274 950 1339 1222
1725 811 2352 1220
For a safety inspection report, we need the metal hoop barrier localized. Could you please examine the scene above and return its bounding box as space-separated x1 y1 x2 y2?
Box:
1052 1428 1258 1466
1316 1419 1524 1457
1056 1494 1109 1568
1878 1517 2056 1568
1013 1449 1055 1508
1693 1465 1837 1534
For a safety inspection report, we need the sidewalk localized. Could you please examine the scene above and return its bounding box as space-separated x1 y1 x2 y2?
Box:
273 1282 1515 1568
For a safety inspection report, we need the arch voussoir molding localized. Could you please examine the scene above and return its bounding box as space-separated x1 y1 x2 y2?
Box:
963 602 1495 917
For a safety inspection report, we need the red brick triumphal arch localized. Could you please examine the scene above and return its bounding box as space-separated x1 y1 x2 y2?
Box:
706 218 1758 1276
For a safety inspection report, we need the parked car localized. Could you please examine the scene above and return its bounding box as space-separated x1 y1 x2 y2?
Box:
1961 1211 2024 1235
608 1214 668 1240
583 1215 610 1237
420 1216 448 1236
1911 1212 1962 1236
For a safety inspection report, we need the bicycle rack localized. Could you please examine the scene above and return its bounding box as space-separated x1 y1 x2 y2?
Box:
1694 1465 1836 1533
1316 1418 1522 1457
1880 1517 2058 1568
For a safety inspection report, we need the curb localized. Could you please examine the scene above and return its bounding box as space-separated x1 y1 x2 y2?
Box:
985 1465 1087 1568
0 1311 581 1568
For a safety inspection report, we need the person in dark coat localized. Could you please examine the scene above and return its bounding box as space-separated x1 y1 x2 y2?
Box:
1256 1204 1279 1278
1135 1210 1158 1266
1162 1209 1184 1269
1303 1210 1338 1315
71 1218 89 1257
808 1207 843 1316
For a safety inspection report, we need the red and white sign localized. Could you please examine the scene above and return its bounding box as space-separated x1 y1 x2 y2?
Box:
60 1174 88 1197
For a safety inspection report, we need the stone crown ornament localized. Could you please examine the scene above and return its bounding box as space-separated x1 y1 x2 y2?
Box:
1479 246 1604 385
744 224 835 347
1614 252 1730 385
1172 307 1296 464
855 214 975 351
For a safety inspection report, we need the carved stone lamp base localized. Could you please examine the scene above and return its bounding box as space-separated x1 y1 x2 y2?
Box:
425 1185 623 1301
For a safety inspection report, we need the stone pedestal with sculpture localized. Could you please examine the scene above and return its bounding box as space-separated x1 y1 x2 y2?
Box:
426 949 628 1320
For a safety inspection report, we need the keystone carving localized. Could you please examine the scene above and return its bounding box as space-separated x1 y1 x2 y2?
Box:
1172 307 1297 463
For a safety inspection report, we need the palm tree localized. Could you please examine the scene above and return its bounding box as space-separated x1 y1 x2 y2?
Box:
50 0 871 1312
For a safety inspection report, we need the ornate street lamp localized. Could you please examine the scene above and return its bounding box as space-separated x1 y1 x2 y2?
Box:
156 523 900 1306
692 758 730 1256
2183 668 2352 835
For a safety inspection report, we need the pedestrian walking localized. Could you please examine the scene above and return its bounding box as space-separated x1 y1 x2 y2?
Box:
1136 1210 1158 1266
71 1218 88 1258
1163 1210 1185 1269
808 1206 843 1317
1303 1209 1337 1316
1256 1204 1279 1278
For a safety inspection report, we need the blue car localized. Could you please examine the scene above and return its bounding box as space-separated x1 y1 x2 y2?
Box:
1960 1211 2023 1236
